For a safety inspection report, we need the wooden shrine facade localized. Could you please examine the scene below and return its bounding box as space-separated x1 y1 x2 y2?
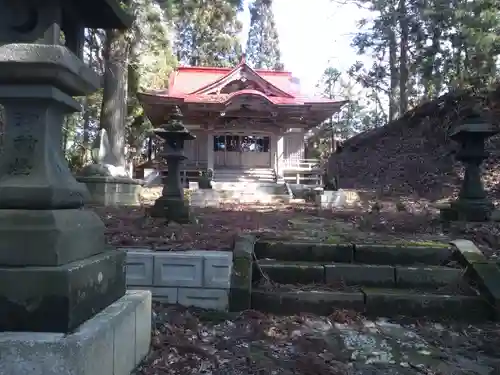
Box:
137 58 347 177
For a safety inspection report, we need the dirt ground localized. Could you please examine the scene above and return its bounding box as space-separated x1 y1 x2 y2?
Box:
134 303 500 375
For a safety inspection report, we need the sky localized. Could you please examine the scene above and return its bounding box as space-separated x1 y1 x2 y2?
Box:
238 0 372 96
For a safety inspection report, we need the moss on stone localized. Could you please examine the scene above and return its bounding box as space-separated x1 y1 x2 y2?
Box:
399 240 450 248
232 256 251 288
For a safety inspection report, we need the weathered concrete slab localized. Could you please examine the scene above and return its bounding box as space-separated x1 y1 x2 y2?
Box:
0 290 151 375
363 288 491 320
252 289 365 315
255 240 354 262
259 260 325 284
355 244 453 266
325 264 395 287
466 262 500 317
396 266 463 288
451 239 488 265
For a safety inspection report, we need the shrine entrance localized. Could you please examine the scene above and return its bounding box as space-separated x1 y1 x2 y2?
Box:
214 133 271 168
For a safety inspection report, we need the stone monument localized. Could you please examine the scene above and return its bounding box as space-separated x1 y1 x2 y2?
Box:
440 111 498 222
78 128 143 206
0 2 151 375
150 106 195 223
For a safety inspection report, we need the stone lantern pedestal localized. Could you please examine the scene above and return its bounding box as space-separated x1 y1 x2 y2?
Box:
77 128 144 206
440 113 498 222
150 107 195 223
0 2 151 375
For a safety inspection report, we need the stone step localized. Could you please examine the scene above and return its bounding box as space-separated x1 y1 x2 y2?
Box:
254 240 454 266
213 168 276 183
230 236 499 322
257 260 469 292
211 182 286 195
250 287 491 321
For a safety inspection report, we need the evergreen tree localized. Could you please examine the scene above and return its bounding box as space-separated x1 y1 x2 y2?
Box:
174 0 243 67
347 0 500 121
245 0 283 70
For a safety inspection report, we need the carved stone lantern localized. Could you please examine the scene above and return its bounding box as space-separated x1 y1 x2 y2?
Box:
441 111 498 222
150 106 195 223
0 2 151 375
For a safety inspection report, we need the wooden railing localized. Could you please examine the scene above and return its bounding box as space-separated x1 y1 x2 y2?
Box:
281 158 322 185
282 158 322 171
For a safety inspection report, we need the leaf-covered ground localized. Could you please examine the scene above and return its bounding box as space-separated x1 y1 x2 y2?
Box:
134 303 500 375
94 198 500 259
95 192 500 374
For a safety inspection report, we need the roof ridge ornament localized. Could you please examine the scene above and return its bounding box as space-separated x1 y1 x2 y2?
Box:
240 53 246 65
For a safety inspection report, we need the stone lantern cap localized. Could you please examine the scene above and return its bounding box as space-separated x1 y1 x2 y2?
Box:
449 111 499 141
153 126 196 141
153 106 196 140
0 44 100 96
70 0 134 29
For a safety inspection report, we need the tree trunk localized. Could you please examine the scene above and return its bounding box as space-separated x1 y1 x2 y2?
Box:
388 28 398 120
398 0 409 114
100 27 129 170
82 97 91 164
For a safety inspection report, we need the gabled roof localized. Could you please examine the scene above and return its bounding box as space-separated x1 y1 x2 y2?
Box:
138 60 348 115
186 61 294 98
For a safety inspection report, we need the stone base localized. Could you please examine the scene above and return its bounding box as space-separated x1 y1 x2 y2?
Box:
0 290 151 375
150 197 190 223
0 250 126 333
315 189 347 209
0 209 106 266
440 199 494 222
77 176 142 206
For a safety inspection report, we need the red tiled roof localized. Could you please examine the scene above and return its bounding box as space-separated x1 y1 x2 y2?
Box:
140 61 345 108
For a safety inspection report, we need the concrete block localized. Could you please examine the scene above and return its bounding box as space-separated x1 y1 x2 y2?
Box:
125 250 154 286
113 299 136 375
154 252 203 287
152 287 178 303
134 291 152 363
0 290 152 375
128 286 178 304
202 251 233 288
178 288 229 311
450 239 488 265
315 190 347 209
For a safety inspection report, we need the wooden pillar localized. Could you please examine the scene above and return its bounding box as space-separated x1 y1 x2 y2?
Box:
207 131 214 170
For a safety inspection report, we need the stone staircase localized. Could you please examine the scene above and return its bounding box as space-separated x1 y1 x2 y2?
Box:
246 239 496 321
190 168 289 206
213 168 276 185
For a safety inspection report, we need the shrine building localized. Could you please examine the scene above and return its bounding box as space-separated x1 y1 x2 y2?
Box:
137 58 346 182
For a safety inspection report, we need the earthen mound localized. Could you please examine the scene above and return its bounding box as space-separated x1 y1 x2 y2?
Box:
328 85 500 202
